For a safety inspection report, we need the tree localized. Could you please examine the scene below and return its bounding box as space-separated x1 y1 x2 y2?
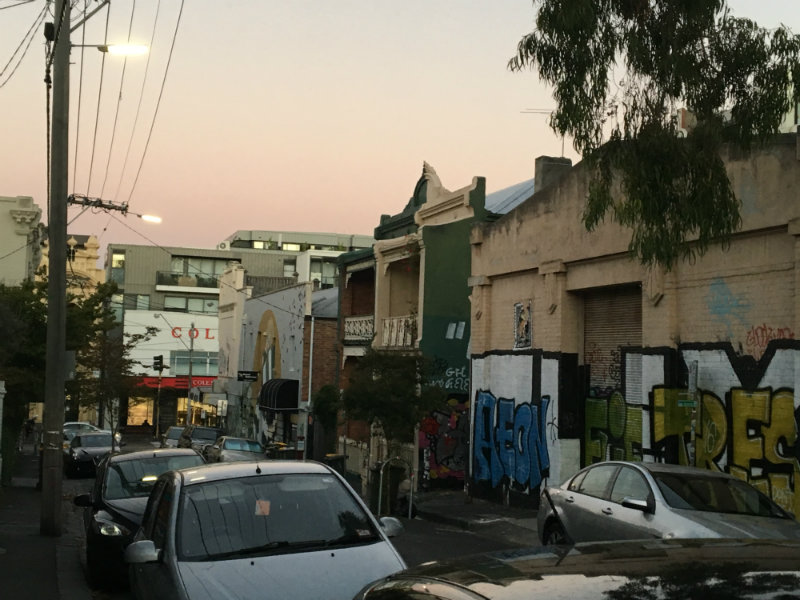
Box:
510 0 800 269
342 348 447 446
312 384 341 453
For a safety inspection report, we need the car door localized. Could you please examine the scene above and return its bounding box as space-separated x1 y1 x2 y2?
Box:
603 465 659 540
560 464 619 542
130 477 179 600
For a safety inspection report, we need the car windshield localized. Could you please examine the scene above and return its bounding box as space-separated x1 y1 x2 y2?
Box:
78 434 113 447
223 439 262 452
177 473 379 561
193 429 219 441
654 472 788 518
105 455 205 500
166 428 182 440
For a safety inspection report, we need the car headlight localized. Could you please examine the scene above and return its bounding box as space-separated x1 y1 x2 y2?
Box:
98 520 130 537
114 432 122 443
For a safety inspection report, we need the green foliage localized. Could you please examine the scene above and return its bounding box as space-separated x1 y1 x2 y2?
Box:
510 0 800 268
312 384 341 434
342 348 447 444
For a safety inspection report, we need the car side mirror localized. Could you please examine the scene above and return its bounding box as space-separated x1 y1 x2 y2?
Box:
379 516 404 538
124 540 162 564
74 492 93 508
621 497 654 514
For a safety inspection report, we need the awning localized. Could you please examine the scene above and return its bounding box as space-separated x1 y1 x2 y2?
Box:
258 378 299 412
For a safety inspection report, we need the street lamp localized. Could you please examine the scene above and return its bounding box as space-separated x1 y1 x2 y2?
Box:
42 0 147 536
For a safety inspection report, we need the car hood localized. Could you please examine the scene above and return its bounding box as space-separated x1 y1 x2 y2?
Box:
358 539 800 599
104 497 150 527
72 447 112 460
669 510 800 539
178 542 405 600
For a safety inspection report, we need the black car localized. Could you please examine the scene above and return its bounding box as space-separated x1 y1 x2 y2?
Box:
176 424 225 453
74 448 205 588
64 432 116 477
354 538 800 599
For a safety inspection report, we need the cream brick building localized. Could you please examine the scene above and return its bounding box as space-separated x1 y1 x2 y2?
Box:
468 134 800 512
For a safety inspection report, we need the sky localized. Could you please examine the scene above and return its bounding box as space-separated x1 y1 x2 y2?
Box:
1 1 798 263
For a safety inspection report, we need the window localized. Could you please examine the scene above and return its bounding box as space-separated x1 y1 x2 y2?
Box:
169 351 218 376
110 293 123 323
123 294 150 310
164 296 218 314
577 464 618 499
282 243 301 252
283 258 297 278
110 251 125 285
310 258 338 288
610 467 650 504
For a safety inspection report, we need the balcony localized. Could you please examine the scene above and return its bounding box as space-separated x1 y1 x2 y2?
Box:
156 271 220 291
344 315 374 345
380 315 417 348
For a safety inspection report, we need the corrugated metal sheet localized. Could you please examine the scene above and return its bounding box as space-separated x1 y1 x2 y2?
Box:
584 287 642 392
485 178 535 214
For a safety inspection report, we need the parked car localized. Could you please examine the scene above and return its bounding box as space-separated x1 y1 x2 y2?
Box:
537 460 800 545
74 448 206 588
125 461 406 600
204 436 265 462
353 538 800 599
63 432 117 478
176 424 225 453
63 421 122 448
160 425 183 448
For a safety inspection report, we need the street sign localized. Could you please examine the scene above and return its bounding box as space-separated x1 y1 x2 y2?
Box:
237 370 258 382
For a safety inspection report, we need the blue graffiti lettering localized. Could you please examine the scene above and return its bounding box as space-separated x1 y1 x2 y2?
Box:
473 390 550 490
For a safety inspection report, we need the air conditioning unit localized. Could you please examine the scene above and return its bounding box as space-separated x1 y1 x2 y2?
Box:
217 241 230 250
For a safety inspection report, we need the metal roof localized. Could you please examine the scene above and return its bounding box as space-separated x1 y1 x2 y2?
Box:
485 178 535 215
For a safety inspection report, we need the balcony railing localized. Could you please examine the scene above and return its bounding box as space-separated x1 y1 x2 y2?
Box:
381 315 417 348
156 271 219 289
344 315 374 345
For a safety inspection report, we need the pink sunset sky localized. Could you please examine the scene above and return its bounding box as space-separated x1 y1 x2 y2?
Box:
2 1 797 261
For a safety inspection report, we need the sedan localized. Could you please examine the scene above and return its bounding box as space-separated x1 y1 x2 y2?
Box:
204 436 265 462
74 448 206 588
538 460 800 545
125 461 406 600
160 425 183 448
64 432 116 478
354 538 800 599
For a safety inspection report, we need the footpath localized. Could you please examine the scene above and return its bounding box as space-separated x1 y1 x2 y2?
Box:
0 431 538 599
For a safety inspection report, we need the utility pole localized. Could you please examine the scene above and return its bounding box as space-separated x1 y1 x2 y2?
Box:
41 0 70 536
186 322 194 425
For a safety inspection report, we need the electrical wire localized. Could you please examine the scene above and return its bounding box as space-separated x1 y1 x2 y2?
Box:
124 0 184 206
99 0 137 198
0 0 38 10
83 2 111 196
71 0 89 195
0 1 47 88
112 0 160 202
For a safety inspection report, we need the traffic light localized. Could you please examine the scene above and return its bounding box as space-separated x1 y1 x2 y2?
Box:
153 355 163 371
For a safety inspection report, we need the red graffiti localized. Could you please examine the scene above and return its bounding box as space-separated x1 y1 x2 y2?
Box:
746 324 794 356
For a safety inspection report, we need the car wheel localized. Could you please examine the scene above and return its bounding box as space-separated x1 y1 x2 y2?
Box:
542 520 568 545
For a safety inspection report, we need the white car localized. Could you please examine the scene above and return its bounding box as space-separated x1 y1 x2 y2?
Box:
125 461 406 600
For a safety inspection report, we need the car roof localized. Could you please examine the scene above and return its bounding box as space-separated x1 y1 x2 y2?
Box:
75 431 112 437
175 460 333 486
578 460 735 479
107 448 201 463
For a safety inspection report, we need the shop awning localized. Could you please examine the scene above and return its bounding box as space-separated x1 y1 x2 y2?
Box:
257 378 299 412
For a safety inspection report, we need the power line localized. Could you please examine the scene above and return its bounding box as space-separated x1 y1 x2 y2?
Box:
0 1 47 88
0 0 37 12
125 0 184 206
112 0 161 201
83 2 111 196
99 0 137 197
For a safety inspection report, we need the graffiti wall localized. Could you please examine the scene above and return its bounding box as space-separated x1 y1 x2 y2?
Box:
471 341 800 514
418 396 469 488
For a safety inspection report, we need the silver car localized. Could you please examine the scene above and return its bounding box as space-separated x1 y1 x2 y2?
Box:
538 461 800 545
125 461 406 600
204 436 264 463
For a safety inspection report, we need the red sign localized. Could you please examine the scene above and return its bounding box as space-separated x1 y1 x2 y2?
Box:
171 327 215 340
137 376 217 389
